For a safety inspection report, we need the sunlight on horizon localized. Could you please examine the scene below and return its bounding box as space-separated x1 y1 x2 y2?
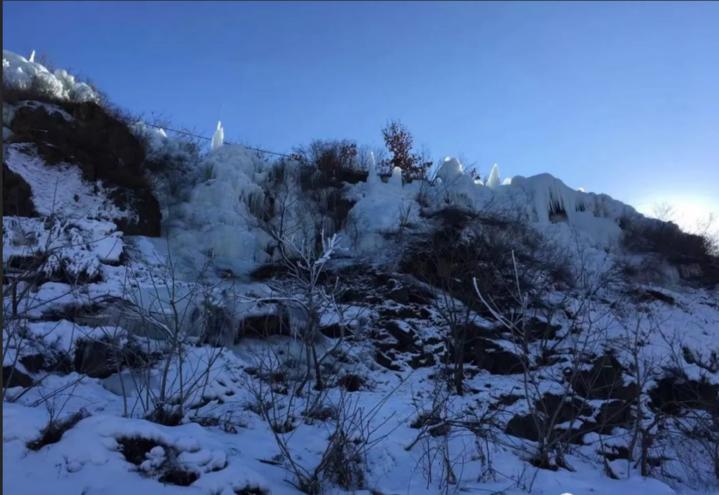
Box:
635 194 719 239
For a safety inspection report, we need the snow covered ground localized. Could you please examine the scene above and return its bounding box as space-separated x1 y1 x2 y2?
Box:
4 49 719 495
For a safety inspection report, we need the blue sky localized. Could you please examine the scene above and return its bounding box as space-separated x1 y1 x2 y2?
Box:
4 1 719 223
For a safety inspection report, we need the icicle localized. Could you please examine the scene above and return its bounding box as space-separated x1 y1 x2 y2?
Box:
389 166 403 188
28 50 36 63
486 163 501 188
211 120 224 151
367 151 378 185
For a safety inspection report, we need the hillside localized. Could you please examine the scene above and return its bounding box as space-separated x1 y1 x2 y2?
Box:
3 49 719 495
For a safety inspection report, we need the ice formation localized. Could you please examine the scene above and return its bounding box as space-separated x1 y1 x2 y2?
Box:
167 144 275 275
485 163 501 188
2 50 99 103
211 120 224 151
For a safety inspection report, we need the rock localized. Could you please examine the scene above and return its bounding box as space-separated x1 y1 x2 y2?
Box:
236 311 290 340
408 352 435 369
9 102 161 236
74 339 118 378
571 353 638 401
338 374 364 392
386 284 434 306
20 352 72 374
383 321 417 351
3 163 37 216
523 317 560 341
374 351 402 371
535 393 593 424
320 323 352 339
595 400 634 433
465 337 525 375
428 423 451 437
649 374 719 415
505 413 542 441
3 366 34 388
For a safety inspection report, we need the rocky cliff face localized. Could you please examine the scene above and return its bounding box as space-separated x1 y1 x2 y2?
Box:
4 96 161 236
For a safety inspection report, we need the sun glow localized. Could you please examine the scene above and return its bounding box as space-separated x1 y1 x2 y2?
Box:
635 194 719 239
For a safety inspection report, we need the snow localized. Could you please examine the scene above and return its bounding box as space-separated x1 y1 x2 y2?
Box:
4 47 719 495
3 49 100 103
4 143 132 222
3 216 124 282
346 166 421 254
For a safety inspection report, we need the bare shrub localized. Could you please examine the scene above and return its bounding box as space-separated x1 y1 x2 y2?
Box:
119 256 226 424
473 250 612 470
293 139 367 187
620 215 719 285
244 231 345 392
381 120 432 183
242 347 394 494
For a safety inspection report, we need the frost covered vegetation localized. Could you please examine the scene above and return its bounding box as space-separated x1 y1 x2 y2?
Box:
3 49 719 495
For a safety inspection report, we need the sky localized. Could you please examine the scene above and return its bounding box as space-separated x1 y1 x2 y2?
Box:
4 1 719 231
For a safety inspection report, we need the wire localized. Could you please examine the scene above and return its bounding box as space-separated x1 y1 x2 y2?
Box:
137 121 293 158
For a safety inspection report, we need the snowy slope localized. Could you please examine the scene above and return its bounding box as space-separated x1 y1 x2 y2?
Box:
4 49 719 495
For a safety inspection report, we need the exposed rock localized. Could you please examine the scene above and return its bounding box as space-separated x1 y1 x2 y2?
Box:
20 352 72 374
374 351 402 371
338 373 364 392
505 413 541 441
236 311 291 340
523 317 560 341
2 366 33 388
535 393 593 424
571 353 638 401
3 162 37 216
9 101 161 235
320 323 353 339
383 320 418 352
386 284 434 306
74 338 118 379
465 337 525 375
594 400 634 433
649 374 719 415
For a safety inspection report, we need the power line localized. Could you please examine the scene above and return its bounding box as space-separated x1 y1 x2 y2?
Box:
137 121 294 158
